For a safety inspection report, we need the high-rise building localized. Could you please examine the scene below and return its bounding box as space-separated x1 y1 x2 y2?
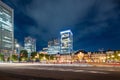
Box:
24 37 36 57
47 39 60 54
14 39 24 56
0 1 14 58
60 30 73 54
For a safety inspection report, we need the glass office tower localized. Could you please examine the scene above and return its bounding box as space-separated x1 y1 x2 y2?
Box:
47 39 60 54
0 1 14 58
60 30 73 54
24 37 36 58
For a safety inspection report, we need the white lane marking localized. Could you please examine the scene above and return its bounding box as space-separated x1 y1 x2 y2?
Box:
86 71 108 74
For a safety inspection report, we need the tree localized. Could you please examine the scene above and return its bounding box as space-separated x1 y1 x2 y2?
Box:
49 55 54 60
39 54 44 60
0 53 4 61
44 54 54 60
31 52 37 59
114 51 120 62
38 54 55 61
20 50 28 61
45 54 49 60
11 54 18 61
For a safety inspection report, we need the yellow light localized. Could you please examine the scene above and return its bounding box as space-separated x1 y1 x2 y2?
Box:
111 55 114 58
107 56 110 58
118 54 120 57
43 56 46 60
22 58 25 61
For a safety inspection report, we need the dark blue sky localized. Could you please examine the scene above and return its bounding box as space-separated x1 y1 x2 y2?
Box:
2 0 120 51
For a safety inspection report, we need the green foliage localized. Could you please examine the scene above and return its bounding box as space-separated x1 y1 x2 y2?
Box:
21 57 28 61
20 50 28 58
45 54 55 60
11 54 18 61
38 54 55 60
108 51 120 61
31 52 37 59
20 50 28 61
49 55 54 60
45 54 49 60
0 53 4 61
7 57 10 61
39 54 44 60
115 51 120 61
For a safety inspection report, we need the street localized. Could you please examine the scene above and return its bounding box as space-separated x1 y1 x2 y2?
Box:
0 63 120 80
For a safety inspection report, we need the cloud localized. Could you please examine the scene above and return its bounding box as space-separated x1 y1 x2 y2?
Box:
21 0 120 50
25 0 119 37
74 0 119 38
25 0 96 37
3 0 120 50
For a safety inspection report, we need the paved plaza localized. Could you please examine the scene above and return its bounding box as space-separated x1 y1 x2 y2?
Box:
0 63 120 80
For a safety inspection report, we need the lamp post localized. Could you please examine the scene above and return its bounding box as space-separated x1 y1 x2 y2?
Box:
16 44 20 61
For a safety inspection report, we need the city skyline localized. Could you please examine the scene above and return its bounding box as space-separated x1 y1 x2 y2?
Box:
1 0 120 51
1 1 120 80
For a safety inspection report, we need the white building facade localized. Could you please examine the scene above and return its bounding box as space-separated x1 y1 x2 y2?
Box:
24 37 36 57
47 39 60 54
60 30 73 54
0 1 14 59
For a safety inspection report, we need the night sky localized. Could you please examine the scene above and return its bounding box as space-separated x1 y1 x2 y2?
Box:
2 0 120 51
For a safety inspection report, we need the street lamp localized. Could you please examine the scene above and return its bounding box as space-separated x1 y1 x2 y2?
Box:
16 44 19 48
16 44 20 61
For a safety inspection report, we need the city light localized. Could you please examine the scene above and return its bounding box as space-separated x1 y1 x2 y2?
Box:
107 56 110 58
0 0 120 79
16 44 20 48
111 55 114 58
118 54 120 57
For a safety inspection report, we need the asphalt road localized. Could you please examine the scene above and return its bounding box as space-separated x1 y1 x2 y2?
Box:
0 63 120 80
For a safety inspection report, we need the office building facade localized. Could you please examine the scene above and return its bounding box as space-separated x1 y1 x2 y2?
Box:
0 1 14 58
60 30 73 54
24 37 36 57
47 39 60 54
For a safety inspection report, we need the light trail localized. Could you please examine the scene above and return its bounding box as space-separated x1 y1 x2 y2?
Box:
17 66 109 74
0 63 120 74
